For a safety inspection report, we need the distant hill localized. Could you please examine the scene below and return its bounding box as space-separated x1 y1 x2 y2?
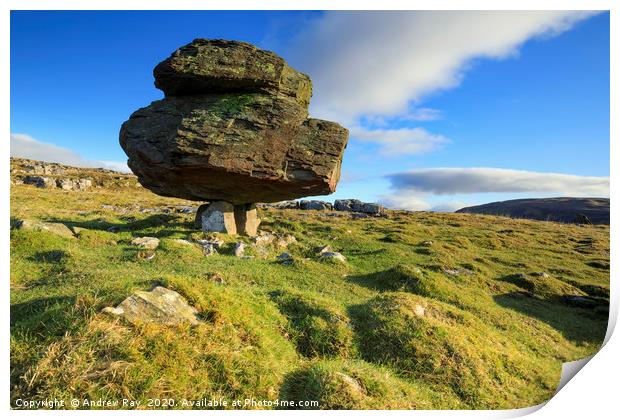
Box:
456 197 610 225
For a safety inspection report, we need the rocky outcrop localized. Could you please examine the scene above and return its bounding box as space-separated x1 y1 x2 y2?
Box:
334 199 385 215
300 200 332 211
22 176 56 189
120 39 348 205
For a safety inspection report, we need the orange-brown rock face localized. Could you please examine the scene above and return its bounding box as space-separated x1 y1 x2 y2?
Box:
119 39 348 204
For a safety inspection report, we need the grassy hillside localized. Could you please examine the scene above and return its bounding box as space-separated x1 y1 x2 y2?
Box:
10 162 610 410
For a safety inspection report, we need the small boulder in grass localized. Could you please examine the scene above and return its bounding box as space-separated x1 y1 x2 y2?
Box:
102 286 200 326
315 245 333 255
201 243 218 256
131 236 160 250
320 251 346 263
275 234 297 248
233 242 246 257
277 252 294 265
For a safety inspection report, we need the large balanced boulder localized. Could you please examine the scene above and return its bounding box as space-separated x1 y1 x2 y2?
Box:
120 39 348 207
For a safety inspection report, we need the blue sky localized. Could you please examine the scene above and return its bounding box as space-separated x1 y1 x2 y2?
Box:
10 11 609 210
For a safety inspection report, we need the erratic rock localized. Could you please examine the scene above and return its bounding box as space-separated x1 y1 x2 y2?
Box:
103 286 200 326
120 39 348 205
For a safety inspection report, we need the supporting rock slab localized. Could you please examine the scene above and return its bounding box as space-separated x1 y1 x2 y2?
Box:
201 201 237 234
234 203 260 236
197 201 261 236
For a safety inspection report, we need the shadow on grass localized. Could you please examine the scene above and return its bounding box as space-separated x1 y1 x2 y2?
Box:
27 250 69 264
45 214 192 238
345 269 397 293
11 295 77 337
493 292 608 345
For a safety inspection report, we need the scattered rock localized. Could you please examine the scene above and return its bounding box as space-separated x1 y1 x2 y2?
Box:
320 252 346 263
334 199 384 214
11 219 75 239
208 273 227 285
131 237 160 250
299 200 332 211
233 242 246 257
196 239 222 256
177 206 196 214
420 241 433 247
260 200 299 210
22 175 56 188
333 372 364 397
23 163 66 175
531 272 550 278
56 178 93 191
102 286 200 325
253 232 275 247
197 238 224 249
277 252 294 265
137 250 156 260
334 199 360 212
413 304 426 317
442 268 462 276
275 234 297 248
315 245 332 255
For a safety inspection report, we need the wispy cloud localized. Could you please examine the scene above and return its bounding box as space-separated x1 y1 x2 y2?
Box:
290 11 597 124
350 126 449 156
378 194 432 211
378 193 469 212
10 133 129 173
387 168 609 197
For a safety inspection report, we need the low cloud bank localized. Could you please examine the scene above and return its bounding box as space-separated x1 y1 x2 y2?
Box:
387 168 609 197
10 133 129 173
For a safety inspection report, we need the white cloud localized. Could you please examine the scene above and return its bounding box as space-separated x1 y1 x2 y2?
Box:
350 126 448 156
10 133 130 173
404 108 443 122
430 201 470 212
378 194 431 211
378 193 469 212
387 168 609 197
289 11 596 124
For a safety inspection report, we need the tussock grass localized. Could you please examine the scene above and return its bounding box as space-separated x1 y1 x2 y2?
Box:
10 168 610 409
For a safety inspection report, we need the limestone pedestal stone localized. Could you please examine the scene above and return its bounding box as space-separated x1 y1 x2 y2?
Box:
200 201 237 235
234 204 259 236
196 201 260 236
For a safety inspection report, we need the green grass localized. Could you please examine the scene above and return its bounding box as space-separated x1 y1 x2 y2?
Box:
10 167 610 409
